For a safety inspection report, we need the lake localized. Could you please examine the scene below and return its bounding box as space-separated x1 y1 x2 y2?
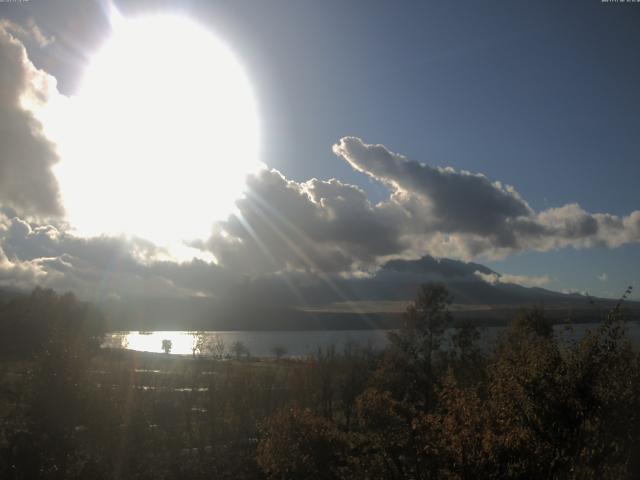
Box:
104 322 640 358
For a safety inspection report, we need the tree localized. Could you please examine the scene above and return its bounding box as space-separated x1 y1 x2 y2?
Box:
271 345 287 360
386 283 452 407
257 408 350 480
0 287 105 358
191 331 207 358
353 387 433 479
161 339 172 354
231 340 249 360
479 298 640 478
449 320 485 386
0 289 108 479
511 306 553 338
212 335 226 359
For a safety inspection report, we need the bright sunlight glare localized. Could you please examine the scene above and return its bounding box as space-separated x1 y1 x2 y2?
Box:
53 14 260 245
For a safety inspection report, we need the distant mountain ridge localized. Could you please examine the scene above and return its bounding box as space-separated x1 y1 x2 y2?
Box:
289 255 589 307
1 255 635 330
383 256 495 278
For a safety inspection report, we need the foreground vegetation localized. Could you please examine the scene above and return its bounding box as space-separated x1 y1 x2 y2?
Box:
1 286 639 479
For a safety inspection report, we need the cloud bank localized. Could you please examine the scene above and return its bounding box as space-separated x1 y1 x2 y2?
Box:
199 138 640 278
0 211 238 299
0 21 638 302
332 137 640 260
0 21 63 218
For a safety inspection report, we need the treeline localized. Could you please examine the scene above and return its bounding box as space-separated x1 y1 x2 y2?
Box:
0 287 105 358
0 285 639 479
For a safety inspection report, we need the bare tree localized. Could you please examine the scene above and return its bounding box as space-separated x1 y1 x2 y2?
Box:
211 335 226 359
271 345 288 360
191 331 207 358
161 339 172 354
231 340 250 360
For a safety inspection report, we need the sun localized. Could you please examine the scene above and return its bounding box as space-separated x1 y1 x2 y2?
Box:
53 13 260 245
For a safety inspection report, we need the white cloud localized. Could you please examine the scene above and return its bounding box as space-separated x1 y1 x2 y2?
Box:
0 18 55 48
0 26 638 299
561 288 587 296
598 273 608 282
474 270 550 288
0 213 237 299
333 136 532 239
199 168 410 275
330 137 640 261
0 20 63 218
202 137 640 277
0 244 48 290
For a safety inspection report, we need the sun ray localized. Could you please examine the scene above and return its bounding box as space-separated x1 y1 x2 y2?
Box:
243 190 379 328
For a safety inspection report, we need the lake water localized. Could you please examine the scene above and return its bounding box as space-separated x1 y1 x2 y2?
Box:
104 322 640 358
103 330 391 357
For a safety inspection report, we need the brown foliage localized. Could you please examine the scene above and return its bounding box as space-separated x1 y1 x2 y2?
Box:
257 407 350 480
2 285 640 479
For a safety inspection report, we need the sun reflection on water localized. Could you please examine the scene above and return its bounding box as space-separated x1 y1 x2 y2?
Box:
118 331 201 355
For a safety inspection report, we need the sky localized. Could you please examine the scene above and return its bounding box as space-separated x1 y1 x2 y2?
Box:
0 0 639 303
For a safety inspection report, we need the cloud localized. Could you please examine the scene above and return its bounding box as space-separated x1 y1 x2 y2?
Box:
0 18 55 48
200 168 410 275
333 136 532 240
200 137 640 277
0 213 237 299
474 270 550 288
561 288 587 296
0 21 63 218
1 18 635 305
0 27 636 299
330 137 640 261
0 245 47 290
598 273 608 282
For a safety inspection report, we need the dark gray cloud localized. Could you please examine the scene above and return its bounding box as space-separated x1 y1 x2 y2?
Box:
202 168 409 275
331 137 640 260
0 21 63 218
0 213 236 299
333 136 532 238
197 138 640 274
